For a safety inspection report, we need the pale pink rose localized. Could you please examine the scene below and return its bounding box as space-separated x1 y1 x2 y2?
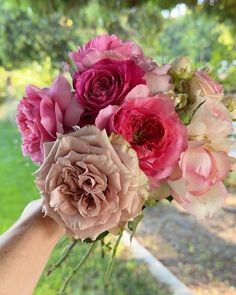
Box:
96 86 187 187
16 75 83 163
34 126 148 241
188 97 233 152
168 142 232 219
189 70 224 100
144 64 174 94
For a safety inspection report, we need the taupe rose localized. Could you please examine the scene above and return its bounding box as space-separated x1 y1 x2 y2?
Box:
34 126 148 240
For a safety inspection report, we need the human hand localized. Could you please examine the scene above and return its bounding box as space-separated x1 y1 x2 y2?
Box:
19 199 64 238
0 199 64 295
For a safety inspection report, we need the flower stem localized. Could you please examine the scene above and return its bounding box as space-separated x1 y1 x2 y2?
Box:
59 241 97 294
104 230 123 289
47 239 78 276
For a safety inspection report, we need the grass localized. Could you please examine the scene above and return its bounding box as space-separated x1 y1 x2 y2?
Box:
0 119 169 295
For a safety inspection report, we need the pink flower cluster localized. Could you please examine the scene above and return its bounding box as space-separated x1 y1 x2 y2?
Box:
16 34 233 240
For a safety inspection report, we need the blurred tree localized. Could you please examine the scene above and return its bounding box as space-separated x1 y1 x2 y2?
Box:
0 9 79 69
2 0 236 25
0 0 235 93
156 10 236 92
0 0 164 68
156 12 220 63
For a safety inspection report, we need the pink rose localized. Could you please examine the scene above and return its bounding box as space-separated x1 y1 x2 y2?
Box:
70 34 172 95
16 75 83 163
34 126 148 240
188 97 233 152
96 86 187 187
73 58 146 125
189 70 223 100
69 34 147 72
168 142 232 219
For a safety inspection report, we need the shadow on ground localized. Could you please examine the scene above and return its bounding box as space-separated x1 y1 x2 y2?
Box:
136 200 236 295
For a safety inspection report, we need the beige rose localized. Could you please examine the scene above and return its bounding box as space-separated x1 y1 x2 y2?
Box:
34 126 148 241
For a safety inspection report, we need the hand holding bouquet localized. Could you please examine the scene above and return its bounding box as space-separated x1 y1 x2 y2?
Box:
16 34 234 291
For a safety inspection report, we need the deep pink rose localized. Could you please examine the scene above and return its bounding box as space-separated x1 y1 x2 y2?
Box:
69 34 173 96
69 34 147 72
16 75 83 163
73 58 146 125
96 86 188 187
168 141 232 219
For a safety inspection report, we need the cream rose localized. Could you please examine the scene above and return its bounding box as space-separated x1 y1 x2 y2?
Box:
34 126 148 241
170 56 192 80
188 97 233 152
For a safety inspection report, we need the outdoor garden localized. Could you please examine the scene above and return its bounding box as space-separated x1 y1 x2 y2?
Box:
0 1 236 294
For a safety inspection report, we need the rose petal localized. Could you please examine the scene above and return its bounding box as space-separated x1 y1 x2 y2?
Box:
50 75 72 111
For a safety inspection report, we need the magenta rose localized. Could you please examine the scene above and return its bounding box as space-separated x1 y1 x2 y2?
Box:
70 34 173 96
73 58 146 125
16 75 83 163
96 86 188 187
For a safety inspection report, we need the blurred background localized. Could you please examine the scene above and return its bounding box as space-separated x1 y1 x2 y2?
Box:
0 1 236 294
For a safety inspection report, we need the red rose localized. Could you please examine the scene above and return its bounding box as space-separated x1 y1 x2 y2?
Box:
96 86 188 187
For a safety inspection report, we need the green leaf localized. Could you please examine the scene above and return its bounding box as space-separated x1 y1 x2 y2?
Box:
104 229 124 288
145 198 160 207
83 231 109 244
179 99 206 126
128 213 144 241
188 100 206 124
178 111 192 125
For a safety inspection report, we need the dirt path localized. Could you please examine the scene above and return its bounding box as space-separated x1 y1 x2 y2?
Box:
135 194 236 295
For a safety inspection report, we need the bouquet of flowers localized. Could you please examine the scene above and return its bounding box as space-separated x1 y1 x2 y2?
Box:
16 34 235 292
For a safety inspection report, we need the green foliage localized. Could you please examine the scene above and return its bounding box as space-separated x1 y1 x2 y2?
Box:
155 11 236 92
0 120 38 232
0 0 235 98
0 58 56 101
0 9 79 69
83 231 109 244
156 12 220 63
128 213 144 241
3 0 236 26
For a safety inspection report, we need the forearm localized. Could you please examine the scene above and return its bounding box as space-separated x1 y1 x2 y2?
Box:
0 203 64 295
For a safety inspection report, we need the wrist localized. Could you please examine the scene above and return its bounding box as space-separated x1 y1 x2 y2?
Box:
19 200 64 241
37 214 65 239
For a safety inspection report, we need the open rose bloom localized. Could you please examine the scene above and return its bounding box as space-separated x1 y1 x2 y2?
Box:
16 35 234 278
34 126 148 240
